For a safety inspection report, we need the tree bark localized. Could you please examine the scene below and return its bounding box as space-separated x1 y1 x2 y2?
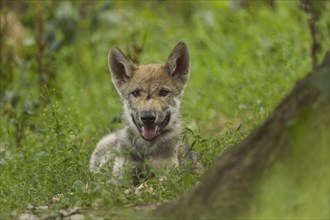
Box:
157 51 330 219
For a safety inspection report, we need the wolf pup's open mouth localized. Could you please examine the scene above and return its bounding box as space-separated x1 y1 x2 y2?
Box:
141 126 158 140
132 113 171 141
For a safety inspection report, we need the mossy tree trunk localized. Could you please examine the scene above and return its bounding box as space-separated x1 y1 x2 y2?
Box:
157 52 330 219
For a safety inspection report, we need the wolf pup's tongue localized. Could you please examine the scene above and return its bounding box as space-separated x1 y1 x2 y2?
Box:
142 126 158 140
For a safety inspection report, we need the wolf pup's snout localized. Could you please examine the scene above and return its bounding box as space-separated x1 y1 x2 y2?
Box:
140 111 156 125
140 111 158 140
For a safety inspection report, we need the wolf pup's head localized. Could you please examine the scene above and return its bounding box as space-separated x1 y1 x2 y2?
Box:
108 42 190 141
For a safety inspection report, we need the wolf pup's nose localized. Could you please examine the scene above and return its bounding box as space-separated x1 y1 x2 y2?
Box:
140 111 156 125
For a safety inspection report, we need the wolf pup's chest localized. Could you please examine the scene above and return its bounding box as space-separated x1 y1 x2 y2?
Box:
130 137 179 160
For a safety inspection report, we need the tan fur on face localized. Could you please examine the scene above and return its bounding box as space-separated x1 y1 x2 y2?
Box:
120 64 183 115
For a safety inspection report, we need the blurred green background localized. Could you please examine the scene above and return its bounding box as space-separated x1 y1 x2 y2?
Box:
0 0 329 219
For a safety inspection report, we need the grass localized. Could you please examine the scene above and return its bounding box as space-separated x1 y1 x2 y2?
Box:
0 1 329 219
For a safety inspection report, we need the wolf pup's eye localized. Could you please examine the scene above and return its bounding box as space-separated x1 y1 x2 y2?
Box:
131 90 141 97
159 89 170 97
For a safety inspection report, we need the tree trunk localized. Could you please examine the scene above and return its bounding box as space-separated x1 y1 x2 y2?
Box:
157 52 330 219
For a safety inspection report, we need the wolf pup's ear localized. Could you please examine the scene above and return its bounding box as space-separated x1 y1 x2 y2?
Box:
108 46 137 88
166 42 190 85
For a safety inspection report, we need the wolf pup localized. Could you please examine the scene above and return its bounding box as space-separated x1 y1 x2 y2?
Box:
89 42 201 184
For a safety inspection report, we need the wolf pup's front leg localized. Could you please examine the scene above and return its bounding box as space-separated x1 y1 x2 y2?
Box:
89 133 118 173
90 133 134 184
